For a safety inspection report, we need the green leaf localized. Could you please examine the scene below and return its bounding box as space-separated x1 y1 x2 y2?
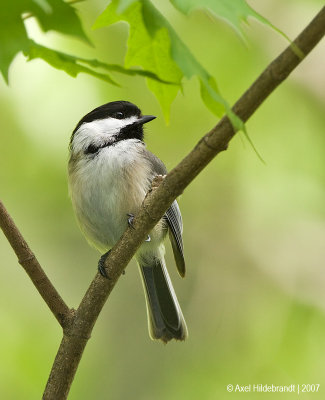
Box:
201 79 265 162
94 0 229 121
169 0 284 39
25 40 119 85
199 76 224 117
78 58 178 84
0 0 90 82
0 0 171 85
116 0 138 13
30 0 90 43
0 3 30 82
94 0 182 121
24 40 174 86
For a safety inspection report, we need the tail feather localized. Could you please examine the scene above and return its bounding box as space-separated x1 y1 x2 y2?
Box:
138 257 187 343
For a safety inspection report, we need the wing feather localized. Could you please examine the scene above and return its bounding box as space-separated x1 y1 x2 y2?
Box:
165 201 186 277
144 149 186 277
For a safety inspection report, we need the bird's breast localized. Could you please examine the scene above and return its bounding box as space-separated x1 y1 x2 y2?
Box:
68 140 153 251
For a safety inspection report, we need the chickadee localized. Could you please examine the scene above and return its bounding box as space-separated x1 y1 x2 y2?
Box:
68 101 188 343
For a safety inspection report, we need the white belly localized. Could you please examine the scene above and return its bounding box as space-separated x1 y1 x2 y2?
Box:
68 140 154 252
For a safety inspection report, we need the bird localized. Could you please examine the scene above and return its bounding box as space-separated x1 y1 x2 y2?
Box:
68 100 188 343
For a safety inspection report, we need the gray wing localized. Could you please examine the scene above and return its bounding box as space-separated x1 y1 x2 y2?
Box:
165 200 185 277
144 150 186 277
143 149 167 176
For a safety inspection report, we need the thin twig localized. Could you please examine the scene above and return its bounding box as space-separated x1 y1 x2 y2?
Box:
41 6 325 399
0 201 71 327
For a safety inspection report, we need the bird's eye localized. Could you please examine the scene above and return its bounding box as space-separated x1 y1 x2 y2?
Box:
114 112 124 119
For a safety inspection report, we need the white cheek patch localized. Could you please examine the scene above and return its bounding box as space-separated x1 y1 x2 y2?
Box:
71 116 138 153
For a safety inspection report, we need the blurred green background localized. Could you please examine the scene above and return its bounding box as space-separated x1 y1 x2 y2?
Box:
1 0 325 399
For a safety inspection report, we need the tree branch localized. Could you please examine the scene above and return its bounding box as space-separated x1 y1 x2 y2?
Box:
0 201 71 327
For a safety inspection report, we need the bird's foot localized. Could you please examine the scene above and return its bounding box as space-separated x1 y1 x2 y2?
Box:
127 213 150 242
151 174 166 189
98 250 111 279
127 213 135 229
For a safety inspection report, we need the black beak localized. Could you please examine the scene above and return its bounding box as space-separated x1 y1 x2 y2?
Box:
134 115 156 126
